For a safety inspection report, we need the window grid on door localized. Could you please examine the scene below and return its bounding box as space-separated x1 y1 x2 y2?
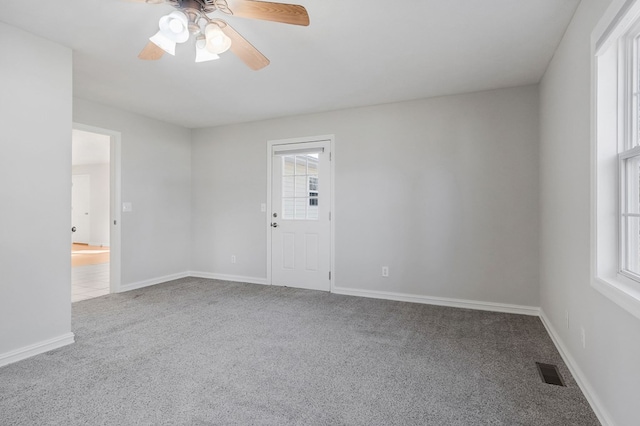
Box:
282 154 319 220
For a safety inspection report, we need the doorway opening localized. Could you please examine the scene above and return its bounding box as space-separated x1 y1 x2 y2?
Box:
71 125 121 302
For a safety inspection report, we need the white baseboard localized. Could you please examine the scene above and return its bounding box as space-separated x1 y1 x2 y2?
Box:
185 275 537 315
118 271 267 294
332 286 540 316
118 271 190 293
0 332 75 368
187 275 537 316
539 310 613 426
189 271 268 286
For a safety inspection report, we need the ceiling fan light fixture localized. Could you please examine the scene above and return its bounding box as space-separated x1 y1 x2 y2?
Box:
149 31 176 55
136 0 305 69
195 35 220 62
195 35 206 50
158 11 189 43
205 24 232 54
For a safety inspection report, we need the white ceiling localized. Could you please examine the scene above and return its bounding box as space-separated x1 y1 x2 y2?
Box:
0 0 579 128
72 129 110 165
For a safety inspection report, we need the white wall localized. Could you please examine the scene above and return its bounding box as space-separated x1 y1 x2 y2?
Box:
72 163 110 246
191 85 540 308
0 23 74 361
73 98 192 287
539 0 640 425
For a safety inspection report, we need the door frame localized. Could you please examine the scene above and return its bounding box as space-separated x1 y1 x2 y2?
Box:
72 123 122 294
266 135 335 291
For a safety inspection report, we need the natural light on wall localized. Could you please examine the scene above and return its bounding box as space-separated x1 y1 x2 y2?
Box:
592 0 640 320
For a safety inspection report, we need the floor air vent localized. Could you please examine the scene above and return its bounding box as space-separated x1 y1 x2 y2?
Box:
536 362 566 386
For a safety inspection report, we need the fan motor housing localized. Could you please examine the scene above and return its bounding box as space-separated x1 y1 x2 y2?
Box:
178 0 203 10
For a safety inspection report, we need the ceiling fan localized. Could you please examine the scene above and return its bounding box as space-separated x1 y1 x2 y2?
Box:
131 0 309 70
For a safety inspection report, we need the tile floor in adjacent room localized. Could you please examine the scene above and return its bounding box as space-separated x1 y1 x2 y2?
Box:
72 263 109 302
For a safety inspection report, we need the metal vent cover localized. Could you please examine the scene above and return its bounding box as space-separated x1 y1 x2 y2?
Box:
536 362 566 386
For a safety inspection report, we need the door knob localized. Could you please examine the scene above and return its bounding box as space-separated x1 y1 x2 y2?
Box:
271 222 279 228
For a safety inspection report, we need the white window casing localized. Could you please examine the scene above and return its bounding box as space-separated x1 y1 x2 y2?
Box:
592 0 640 320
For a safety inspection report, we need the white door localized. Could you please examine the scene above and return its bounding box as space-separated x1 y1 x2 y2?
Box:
271 140 331 291
72 174 91 244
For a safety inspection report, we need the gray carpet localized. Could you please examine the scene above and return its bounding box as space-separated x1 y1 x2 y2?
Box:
0 278 599 425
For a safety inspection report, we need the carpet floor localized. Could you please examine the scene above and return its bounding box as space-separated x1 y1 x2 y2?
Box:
0 278 599 425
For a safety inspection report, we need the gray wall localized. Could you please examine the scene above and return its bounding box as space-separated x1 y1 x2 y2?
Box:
0 23 73 356
73 163 110 246
191 85 540 308
73 98 192 286
539 0 640 425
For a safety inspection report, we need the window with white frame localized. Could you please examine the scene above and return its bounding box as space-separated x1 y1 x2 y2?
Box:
619 21 640 279
593 0 640 319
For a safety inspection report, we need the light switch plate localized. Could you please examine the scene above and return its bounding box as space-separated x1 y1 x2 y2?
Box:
122 202 133 212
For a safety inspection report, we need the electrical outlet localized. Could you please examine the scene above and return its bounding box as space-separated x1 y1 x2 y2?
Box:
382 266 389 277
581 327 586 349
565 311 570 330
231 255 236 264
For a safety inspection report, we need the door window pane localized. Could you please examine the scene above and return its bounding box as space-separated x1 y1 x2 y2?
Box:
309 176 318 192
281 153 320 220
308 198 319 220
295 176 308 197
283 198 295 219
294 198 306 219
283 176 295 198
307 154 319 175
284 156 295 175
295 155 307 175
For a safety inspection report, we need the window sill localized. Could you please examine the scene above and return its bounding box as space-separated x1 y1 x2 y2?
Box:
592 274 640 320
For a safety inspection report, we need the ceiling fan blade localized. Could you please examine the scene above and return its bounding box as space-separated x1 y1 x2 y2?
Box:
220 22 270 70
138 41 165 60
229 0 309 26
